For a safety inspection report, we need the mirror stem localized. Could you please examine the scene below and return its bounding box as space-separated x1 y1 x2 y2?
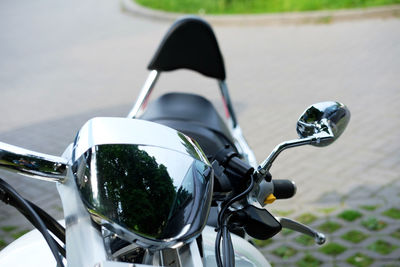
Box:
256 133 333 180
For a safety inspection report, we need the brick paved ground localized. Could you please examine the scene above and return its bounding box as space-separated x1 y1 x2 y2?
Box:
0 0 399 266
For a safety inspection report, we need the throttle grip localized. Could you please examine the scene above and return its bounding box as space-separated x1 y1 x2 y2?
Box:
272 179 296 199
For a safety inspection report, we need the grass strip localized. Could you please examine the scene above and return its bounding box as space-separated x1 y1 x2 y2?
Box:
135 0 400 14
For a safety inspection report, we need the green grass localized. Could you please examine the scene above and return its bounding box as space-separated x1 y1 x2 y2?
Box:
272 209 294 217
318 221 342 233
361 217 387 231
317 207 338 215
319 242 347 256
338 210 363 222
359 205 380 211
135 0 400 14
252 238 273 247
0 239 6 250
297 253 322 267
341 230 369 243
296 213 318 224
281 228 294 236
11 230 30 240
295 235 315 246
392 228 400 239
367 240 398 255
272 245 298 259
382 207 400 219
346 253 373 267
0 226 18 233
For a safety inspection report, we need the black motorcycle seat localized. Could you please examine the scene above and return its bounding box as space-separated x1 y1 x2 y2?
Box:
139 93 236 157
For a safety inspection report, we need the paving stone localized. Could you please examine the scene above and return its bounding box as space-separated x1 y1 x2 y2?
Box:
345 186 377 201
317 191 344 205
376 186 400 201
371 261 400 267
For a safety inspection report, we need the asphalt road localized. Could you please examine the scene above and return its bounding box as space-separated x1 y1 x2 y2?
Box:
1 0 400 259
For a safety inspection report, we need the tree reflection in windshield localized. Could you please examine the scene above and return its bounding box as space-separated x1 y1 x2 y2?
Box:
78 144 177 238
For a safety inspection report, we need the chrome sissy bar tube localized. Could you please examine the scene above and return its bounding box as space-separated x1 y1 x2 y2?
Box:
127 70 160 119
218 80 257 167
218 80 238 128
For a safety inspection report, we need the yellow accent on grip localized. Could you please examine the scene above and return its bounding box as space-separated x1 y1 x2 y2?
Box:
264 194 276 204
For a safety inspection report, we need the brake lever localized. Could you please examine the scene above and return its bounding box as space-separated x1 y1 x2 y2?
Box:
276 217 326 245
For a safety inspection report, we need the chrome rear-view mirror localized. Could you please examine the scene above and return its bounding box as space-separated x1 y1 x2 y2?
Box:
297 101 350 147
257 101 350 176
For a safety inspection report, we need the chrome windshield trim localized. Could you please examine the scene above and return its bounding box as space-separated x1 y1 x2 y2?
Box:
72 117 209 165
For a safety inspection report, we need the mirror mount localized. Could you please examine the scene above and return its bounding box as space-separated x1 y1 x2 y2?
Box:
0 142 68 183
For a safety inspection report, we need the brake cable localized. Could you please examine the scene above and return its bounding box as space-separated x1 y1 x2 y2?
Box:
215 174 255 267
0 178 65 266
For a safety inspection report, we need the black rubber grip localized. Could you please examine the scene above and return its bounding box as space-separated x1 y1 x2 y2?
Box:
226 156 254 179
272 179 297 199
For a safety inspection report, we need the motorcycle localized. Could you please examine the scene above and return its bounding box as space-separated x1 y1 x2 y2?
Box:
0 16 350 267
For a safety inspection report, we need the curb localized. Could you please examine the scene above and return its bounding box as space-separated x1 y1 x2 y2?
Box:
120 0 400 26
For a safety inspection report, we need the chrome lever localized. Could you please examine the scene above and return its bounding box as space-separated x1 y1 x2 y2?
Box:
277 217 326 245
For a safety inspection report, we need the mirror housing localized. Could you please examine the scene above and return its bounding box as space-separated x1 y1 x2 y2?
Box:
256 101 351 180
296 101 350 147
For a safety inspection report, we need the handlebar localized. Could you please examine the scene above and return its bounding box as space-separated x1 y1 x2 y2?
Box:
212 146 297 204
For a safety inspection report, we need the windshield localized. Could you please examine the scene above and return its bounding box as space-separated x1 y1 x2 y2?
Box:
73 144 213 241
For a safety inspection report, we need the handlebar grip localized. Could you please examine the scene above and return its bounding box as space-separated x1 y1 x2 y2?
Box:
226 156 254 179
272 179 296 199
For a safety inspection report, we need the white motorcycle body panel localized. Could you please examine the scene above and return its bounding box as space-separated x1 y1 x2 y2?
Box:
0 226 270 267
0 229 56 267
202 226 271 267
